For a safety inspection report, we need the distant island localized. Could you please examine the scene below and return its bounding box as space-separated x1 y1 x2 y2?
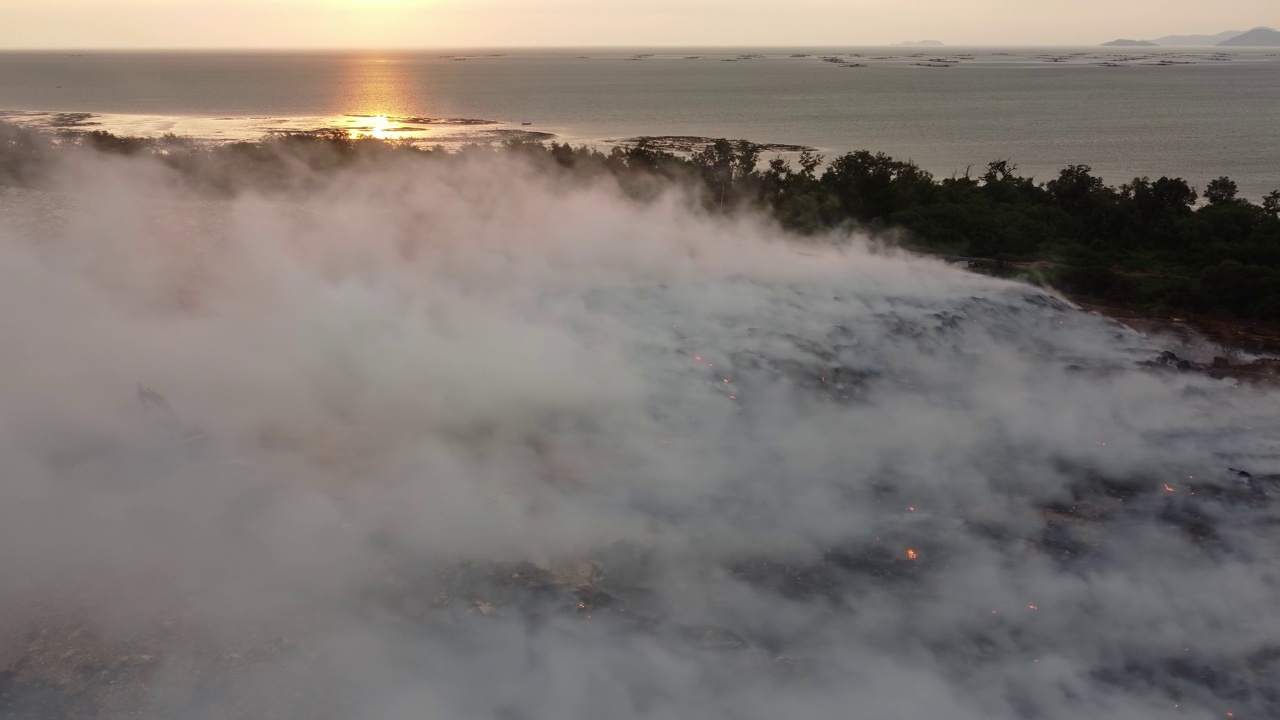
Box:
1101 26 1279 47
1152 30 1244 45
899 40 944 46
1218 27 1280 46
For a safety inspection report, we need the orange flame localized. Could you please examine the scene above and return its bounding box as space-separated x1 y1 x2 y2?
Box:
906 549 919 560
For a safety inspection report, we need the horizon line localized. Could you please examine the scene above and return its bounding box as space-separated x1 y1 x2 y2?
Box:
0 42 1261 52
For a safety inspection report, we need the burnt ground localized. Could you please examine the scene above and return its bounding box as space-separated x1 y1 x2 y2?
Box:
2 284 1278 719
1076 301 1280 385
5 463 1280 718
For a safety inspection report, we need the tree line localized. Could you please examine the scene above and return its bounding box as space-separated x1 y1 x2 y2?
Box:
3 123 1279 320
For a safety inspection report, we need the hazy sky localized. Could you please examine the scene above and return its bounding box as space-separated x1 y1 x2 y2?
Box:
0 0 1274 48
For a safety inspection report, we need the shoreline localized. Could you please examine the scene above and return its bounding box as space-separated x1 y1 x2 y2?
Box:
3 122 1278 357
4 106 1279 201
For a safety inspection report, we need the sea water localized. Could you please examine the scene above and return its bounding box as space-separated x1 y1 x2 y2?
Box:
1 47 1277 196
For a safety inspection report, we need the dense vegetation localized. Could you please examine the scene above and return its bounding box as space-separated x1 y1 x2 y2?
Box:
3 122 1279 320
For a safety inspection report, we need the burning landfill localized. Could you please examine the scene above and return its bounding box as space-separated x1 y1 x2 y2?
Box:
0 154 1278 719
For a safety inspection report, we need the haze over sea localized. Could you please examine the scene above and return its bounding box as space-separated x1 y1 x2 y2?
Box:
2 47 1279 197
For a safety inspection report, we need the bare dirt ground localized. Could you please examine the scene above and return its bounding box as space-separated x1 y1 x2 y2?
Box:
1077 300 1280 383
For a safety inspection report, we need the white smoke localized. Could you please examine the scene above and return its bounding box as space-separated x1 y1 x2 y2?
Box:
0 149 1277 720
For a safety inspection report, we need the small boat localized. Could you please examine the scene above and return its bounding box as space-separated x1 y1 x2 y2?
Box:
522 122 533 126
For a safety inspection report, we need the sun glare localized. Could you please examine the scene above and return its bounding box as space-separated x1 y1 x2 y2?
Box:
347 114 410 141
366 115 391 139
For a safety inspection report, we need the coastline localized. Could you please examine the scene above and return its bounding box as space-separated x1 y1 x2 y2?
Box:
4 46 1280 198
2 121 1278 369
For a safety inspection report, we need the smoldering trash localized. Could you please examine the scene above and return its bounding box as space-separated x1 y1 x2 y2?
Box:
0 152 1278 720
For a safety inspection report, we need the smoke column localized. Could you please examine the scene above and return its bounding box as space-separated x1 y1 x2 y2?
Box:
0 150 1277 719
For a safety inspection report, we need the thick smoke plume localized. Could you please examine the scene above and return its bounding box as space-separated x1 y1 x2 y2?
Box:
0 149 1277 720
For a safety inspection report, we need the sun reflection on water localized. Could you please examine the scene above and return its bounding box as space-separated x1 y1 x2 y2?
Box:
349 114 396 140
335 56 477 142
340 55 414 116
335 55 416 140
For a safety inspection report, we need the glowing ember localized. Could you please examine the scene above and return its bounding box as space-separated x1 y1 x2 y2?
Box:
1164 484 1176 493
906 549 919 560
694 355 702 362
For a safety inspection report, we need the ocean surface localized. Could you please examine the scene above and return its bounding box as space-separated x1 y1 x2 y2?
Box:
2 47 1279 196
